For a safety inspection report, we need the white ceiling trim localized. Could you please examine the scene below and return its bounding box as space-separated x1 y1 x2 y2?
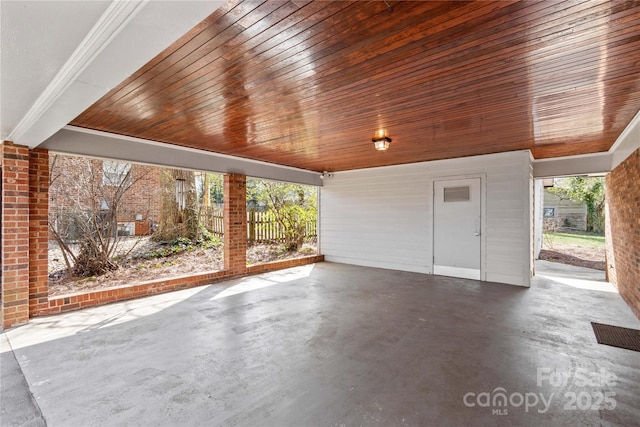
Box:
609 110 640 154
42 126 324 186
610 109 640 169
7 1 147 144
532 152 611 178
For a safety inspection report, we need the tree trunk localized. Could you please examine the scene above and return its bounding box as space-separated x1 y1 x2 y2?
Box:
202 173 211 207
153 169 200 241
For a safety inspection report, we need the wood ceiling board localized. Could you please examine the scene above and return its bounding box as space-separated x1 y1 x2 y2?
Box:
74 2 243 116
135 9 636 133
79 3 608 122
71 0 640 172
74 2 352 139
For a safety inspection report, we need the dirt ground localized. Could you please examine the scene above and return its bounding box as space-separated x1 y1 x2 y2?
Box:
48 237 318 297
49 233 605 297
538 239 606 271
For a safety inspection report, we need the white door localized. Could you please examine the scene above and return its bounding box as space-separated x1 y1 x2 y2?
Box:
433 178 481 280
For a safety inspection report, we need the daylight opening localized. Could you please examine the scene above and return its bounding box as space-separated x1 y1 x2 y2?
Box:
48 155 225 296
534 176 606 273
245 178 319 266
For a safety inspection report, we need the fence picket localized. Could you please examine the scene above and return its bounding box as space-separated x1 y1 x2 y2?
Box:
198 206 316 243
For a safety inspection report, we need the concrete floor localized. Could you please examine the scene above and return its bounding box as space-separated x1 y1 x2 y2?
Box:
2 261 639 426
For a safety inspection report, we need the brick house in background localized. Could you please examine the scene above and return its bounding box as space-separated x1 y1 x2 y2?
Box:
49 154 162 239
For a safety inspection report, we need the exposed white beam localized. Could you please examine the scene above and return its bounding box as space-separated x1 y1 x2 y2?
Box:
42 126 323 186
610 109 640 169
7 1 147 144
532 152 611 178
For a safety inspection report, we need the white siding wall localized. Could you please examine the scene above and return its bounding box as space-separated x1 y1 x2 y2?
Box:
320 150 533 286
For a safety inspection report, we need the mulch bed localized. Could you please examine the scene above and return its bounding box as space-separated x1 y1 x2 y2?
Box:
539 249 605 271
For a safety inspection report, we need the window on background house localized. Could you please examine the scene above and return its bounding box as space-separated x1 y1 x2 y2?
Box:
543 207 556 217
103 161 132 187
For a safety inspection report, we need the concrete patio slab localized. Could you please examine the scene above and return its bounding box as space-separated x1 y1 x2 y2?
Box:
3 262 639 426
0 334 45 427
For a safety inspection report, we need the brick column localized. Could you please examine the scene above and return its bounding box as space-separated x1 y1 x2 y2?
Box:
1 143 30 328
223 173 247 276
29 149 49 314
606 148 640 319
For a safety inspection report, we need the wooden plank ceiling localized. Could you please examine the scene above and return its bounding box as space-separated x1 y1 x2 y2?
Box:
71 0 640 172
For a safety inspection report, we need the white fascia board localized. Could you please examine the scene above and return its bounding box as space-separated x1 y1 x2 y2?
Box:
14 1 224 148
610 109 640 169
532 152 612 178
41 126 323 186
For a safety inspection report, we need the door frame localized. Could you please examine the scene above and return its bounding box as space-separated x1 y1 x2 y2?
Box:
429 173 487 281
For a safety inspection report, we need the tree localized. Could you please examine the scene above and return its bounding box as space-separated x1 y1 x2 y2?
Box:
256 180 317 251
207 173 224 205
549 177 605 233
245 178 264 208
153 169 200 241
49 155 152 276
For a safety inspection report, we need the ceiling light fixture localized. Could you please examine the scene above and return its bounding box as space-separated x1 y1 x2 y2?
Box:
372 129 392 151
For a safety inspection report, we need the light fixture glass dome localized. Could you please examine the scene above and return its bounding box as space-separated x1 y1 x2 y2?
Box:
372 129 391 151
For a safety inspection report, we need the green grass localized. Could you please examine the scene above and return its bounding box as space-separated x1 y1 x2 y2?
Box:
543 232 605 249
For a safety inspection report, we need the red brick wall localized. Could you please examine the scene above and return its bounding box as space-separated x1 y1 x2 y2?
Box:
120 164 161 225
605 147 640 319
1 143 31 328
29 149 49 314
48 155 161 234
48 155 93 214
38 255 323 316
224 173 247 275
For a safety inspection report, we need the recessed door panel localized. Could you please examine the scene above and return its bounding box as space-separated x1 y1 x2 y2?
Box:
433 178 481 280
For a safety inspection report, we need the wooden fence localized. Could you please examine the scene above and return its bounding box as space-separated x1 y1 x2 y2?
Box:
199 207 317 242
200 207 224 237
